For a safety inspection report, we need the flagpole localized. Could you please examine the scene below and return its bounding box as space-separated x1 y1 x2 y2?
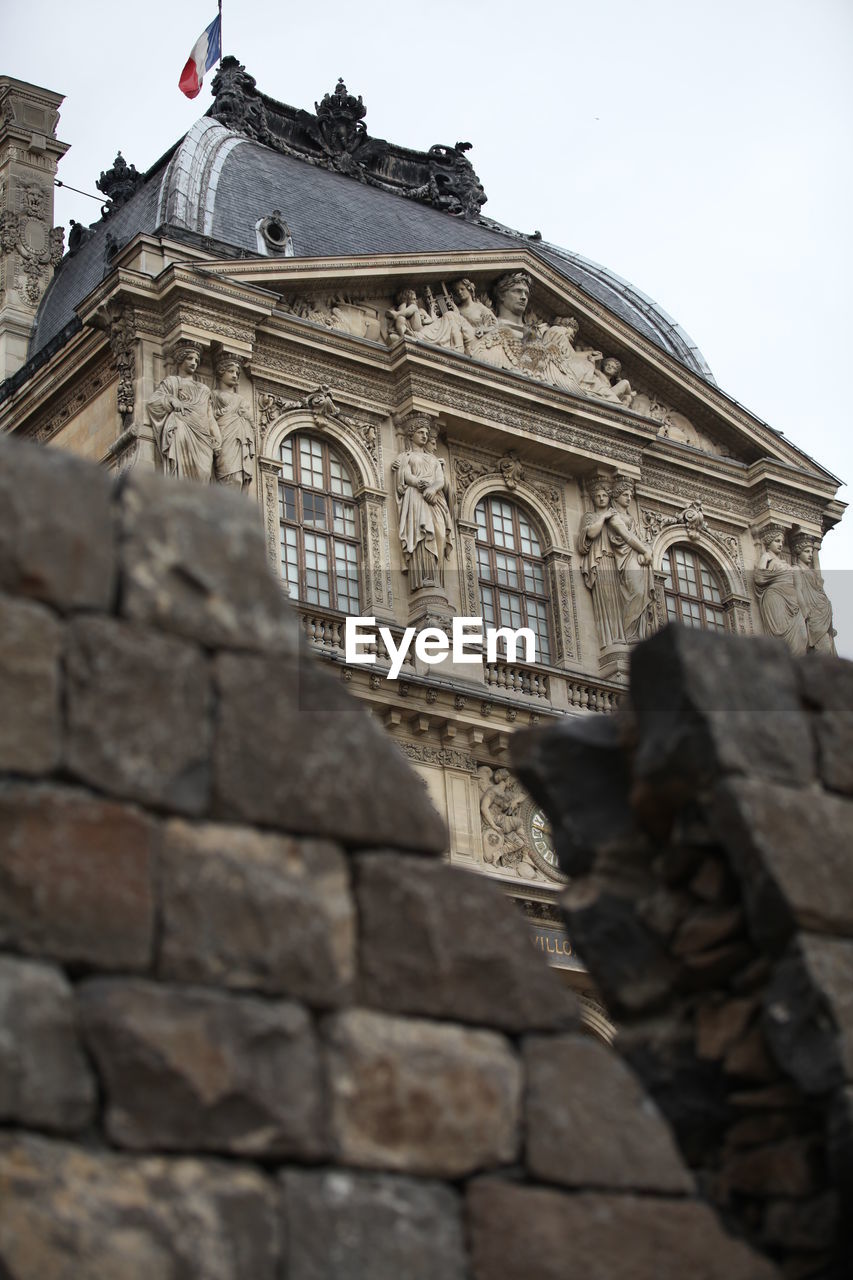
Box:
218 0 223 65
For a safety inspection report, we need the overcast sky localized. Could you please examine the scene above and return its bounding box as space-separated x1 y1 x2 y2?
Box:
6 0 853 652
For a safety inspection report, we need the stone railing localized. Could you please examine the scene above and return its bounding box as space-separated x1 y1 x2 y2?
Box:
484 660 550 700
299 608 345 653
565 678 621 714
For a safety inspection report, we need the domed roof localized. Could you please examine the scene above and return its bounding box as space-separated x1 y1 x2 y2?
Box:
29 66 713 383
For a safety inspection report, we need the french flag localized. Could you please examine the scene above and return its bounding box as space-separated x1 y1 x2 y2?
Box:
178 13 222 100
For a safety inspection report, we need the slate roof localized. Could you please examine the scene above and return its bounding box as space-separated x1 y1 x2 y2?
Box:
28 119 714 384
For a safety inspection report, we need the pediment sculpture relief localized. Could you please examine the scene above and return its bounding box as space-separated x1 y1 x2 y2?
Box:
578 475 656 649
754 527 836 656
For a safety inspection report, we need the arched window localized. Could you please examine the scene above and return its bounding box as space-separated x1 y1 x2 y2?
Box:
475 496 552 664
663 545 727 631
277 433 360 612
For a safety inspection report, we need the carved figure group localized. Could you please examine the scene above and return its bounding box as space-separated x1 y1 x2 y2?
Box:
754 528 836 656
146 343 256 489
391 416 454 591
578 476 655 648
478 767 538 881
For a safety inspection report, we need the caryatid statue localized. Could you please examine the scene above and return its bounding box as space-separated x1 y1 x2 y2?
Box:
391 415 454 591
792 533 837 655
578 475 655 648
212 353 256 490
754 526 809 655
146 340 220 483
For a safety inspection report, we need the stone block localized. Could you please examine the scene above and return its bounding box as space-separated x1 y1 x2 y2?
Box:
119 469 298 653
79 978 326 1158
0 1133 280 1280
523 1033 692 1192
0 594 61 775
0 436 117 612
511 714 633 876
325 1008 521 1177
764 934 853 1093
213 651 447 852
798 655 853 796
466 1180 779 1280
356 853 577 1031
630 626 814 794
0 783 154 969
0 955 95 1131
720 1135 820 1197
713 777 853 947
65 615 212 815
158 819 354 1005
281 1168 467 1280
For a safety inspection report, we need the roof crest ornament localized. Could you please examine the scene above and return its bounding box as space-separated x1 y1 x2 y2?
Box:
208 57 487 220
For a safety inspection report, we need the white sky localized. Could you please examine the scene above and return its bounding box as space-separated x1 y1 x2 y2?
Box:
6 0 853 652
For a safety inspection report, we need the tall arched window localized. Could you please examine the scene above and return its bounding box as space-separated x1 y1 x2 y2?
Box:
475 496 552 664
278 433 360 612
663 545 727 631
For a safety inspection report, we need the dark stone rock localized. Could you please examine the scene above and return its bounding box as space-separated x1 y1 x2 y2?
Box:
356 853 577 1032
0 955 95 1131
763 935 853 1095
466 1180 779 1280
723 1025 775 1082
562 885 680 1015
799 658 853 797
0 1133 280 1279
511 715 634 876
696 997 758 1061
630 626 814 798
0 783 154 969
0 594 61 775
721 1135 820 1197
118 469 299 654
689 856 729 903
79 978 326 1157
65 616 212 815
763 1193 838 1251
324 1008 520 1176
713 778 853 948
523 1033 692 1192
672 904 743 956
213 650 447 852
158 819 354 1005
0 436 117 612
281 1168 467 1280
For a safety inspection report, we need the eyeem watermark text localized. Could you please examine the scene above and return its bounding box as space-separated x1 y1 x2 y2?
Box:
345 617 536 679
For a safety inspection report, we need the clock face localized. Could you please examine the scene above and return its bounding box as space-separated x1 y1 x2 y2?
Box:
524 803 569 883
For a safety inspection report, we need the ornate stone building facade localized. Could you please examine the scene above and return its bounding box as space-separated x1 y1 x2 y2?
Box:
0 64 844 1011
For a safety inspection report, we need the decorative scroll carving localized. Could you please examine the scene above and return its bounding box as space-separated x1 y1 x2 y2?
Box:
392 415 454 593
0 183 64 305
641 499 708 545
579 475 655 649
477 766 549 884
210 59 487 221
212 352 256 490
399 742 476 773
256 384 378 465
96 152 144 217
146 342 220 483
259 460 281 574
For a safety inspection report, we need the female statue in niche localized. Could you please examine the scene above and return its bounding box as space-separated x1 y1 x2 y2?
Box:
754 527 808 655
146 341 220 483
212 355 256 490
578 476 655 647
392 417 454 591
792 534 837 655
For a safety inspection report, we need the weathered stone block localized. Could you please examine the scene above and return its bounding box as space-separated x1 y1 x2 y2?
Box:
797 654 853 796
466 1180 779 1280
0 437 117 612
0 955 95 1131
325 1008 521 1176
158 819 354 1005
65 615 212 815
119 469 298 653
0 1134 280 1280
764 934 853 1093
720 1135 820 1197
213 652 447 852
0 783 154 968
523 1033 692 1192
713 777 853 947
357 853 576 1031
79 978 326 1157
281 1169 467 1280
630 626 814 794
0 594 61 775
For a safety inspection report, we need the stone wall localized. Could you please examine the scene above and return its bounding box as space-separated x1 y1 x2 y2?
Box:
514 626 853 1280
0 437 780 1278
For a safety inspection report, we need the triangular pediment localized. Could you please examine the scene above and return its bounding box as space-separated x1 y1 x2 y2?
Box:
157 245 837 482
